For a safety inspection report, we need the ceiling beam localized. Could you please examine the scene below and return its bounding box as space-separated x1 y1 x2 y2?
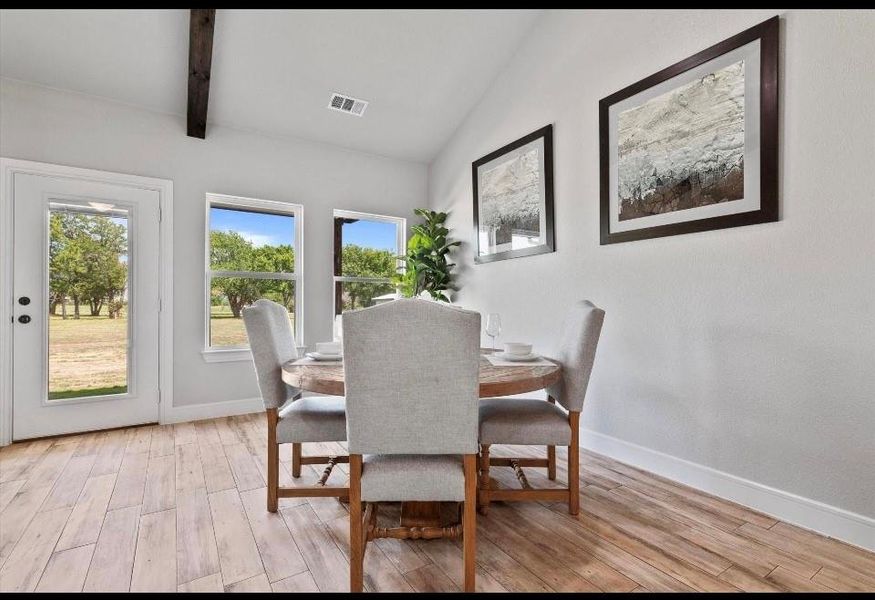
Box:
187 9 216 139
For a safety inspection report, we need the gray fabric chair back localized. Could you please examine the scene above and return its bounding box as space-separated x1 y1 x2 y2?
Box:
242 299 300 409
545 300 605 412
343 299 480 455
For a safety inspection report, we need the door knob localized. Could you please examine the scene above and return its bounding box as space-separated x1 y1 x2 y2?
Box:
18 296 30 306
18 315 31 324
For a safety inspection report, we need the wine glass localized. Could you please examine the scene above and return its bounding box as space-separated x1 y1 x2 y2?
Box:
485 313 502 351
333 314 343 342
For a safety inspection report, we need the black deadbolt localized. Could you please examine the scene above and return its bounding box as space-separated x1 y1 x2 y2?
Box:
18 315 31 324
18 296 30 306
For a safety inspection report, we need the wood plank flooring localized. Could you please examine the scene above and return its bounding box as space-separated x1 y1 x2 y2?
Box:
1 413 873 592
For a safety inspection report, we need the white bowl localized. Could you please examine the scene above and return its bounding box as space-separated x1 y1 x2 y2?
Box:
503 342 532 356
315 342 342 355
306 352 342 362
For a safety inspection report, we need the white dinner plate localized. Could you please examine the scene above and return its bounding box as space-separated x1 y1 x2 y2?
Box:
306 352 342 361
494 352 540 362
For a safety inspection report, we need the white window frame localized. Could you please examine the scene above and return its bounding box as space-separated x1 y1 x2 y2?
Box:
203 193 303 363
333 209 406 320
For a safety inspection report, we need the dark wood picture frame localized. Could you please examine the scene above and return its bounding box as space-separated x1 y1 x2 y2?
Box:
472 125 555 263
599 16 779 245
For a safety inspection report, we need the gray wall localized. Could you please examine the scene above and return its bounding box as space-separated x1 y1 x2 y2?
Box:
428 10 875 517
1 78 427 408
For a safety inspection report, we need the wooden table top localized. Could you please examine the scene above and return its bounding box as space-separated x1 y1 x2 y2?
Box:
281 349 561 398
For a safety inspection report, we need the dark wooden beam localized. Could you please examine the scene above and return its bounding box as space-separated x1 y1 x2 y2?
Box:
187 9 216 139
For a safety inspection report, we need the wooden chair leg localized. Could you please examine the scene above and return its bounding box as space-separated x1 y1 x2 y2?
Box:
547 445 557 480
349 454 364 592
478 444 491 515
266 409 278 512
292 442 302 478
547 395 557 480
463 454 477 593
568 412 580 515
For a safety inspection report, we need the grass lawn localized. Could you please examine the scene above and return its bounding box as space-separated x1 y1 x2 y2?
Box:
209 305 249 347
49 308 128 399
49 385 128 400
209 305 295 347
47 304 295 399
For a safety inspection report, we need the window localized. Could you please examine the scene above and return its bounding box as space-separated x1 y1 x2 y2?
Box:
333 210 405 316
204 194 302 360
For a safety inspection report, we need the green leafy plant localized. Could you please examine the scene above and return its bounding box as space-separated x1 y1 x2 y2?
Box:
393 208 460 301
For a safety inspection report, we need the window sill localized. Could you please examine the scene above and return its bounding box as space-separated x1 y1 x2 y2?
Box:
201 348 252 363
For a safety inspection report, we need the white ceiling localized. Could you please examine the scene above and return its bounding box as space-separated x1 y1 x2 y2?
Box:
0 9 542 162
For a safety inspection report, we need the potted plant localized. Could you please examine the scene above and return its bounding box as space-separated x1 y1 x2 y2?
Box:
393 208 460 301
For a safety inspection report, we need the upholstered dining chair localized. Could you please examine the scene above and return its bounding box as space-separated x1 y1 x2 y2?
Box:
478 299 604 516
242 299 349 512
343 299 480 593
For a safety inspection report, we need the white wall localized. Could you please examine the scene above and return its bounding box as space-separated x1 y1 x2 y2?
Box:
1 78 427 408
429 8 875 524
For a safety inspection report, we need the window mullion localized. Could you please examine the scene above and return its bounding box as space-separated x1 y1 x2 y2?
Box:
333 276 393 284
210 270 296 281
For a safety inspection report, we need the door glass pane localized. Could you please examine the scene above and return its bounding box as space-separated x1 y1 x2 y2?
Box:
48 202 130 400
209 277 295 347
209 206 295 272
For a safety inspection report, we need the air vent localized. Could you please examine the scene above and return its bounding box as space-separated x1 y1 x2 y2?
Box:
327 92 368 117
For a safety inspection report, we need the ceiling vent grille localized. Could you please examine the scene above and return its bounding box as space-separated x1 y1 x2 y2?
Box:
328 92 368 117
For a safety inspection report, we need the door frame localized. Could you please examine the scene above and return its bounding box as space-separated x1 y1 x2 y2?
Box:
0 158 174 445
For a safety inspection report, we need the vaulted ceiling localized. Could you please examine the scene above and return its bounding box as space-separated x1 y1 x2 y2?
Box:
0 9 543 162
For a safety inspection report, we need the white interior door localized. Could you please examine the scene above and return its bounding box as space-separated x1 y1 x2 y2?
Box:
12 172 160 439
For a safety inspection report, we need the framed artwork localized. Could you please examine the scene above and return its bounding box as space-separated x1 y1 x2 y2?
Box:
599 16 779 245
472 124 555 263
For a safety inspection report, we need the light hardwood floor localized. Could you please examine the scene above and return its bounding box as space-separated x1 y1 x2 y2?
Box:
1 413 873 592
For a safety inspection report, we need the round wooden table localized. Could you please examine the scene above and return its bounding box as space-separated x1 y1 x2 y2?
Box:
281 349 561 528
281 349 560 398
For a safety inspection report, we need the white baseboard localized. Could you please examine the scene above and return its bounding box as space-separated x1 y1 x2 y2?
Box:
162 397 264 424
581 428 875 553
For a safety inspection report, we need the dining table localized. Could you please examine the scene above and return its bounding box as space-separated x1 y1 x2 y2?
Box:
281 348 561 529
